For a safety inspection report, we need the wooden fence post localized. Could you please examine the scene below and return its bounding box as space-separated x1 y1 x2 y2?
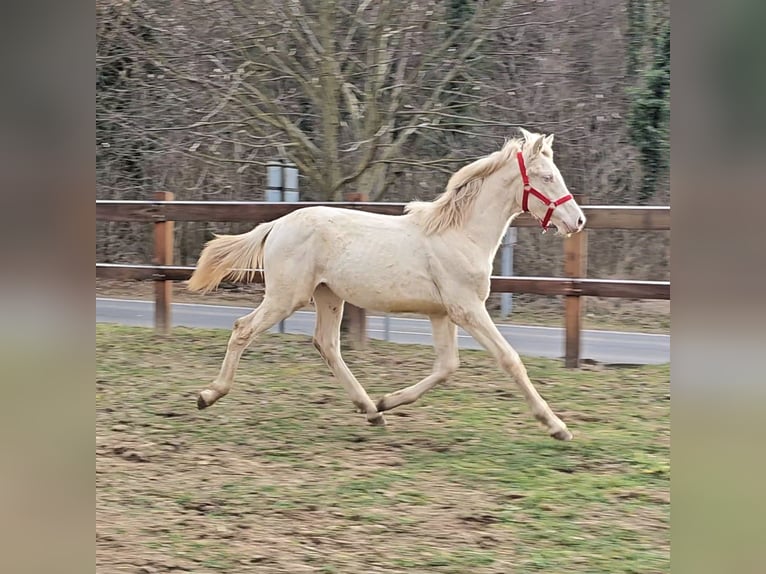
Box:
340 191 368 349
153 191 174 334
563 195 587 368
344 305 367 350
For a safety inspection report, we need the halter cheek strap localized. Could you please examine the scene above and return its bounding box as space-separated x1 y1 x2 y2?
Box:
516 151 573 231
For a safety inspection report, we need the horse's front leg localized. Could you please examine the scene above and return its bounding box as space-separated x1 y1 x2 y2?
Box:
376 314 459 412
452 304 572 440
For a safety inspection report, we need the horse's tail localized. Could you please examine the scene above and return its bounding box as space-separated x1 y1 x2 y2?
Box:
187 221 276 294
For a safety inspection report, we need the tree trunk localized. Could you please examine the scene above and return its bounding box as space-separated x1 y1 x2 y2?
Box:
339 190 369 348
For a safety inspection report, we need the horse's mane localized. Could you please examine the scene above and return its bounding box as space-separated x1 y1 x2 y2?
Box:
405 138 524 235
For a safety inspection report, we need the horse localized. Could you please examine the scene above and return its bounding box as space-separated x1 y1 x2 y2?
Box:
187 129 586 440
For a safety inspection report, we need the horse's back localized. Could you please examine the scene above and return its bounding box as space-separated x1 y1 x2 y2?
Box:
289 205 404 226
274 205 412 243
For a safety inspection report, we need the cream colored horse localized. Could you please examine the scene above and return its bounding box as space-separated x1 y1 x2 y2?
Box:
188 129 586 440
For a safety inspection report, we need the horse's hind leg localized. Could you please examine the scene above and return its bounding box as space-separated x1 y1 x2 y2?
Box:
376 314 459 412
197 294 295 409
312 284 385 426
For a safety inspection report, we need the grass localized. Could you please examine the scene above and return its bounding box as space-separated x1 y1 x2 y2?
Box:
96 324 669 573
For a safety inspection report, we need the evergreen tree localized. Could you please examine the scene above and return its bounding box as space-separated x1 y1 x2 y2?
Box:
628 18 670 202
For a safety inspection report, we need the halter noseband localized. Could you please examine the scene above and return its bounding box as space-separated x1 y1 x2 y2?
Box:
516 151 573 232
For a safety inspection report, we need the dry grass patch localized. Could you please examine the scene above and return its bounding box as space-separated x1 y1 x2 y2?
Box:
97 325 669 573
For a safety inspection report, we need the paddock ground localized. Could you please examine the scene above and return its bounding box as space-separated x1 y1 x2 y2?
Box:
96 324 669 573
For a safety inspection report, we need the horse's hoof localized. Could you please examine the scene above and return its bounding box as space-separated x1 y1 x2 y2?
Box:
197 394 209 410
550 427 573 441
375 397 388 412
367 413 387 427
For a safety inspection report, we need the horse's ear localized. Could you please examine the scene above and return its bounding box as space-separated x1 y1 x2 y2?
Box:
519 126 535 143
544 133 554 147
519 127 535 142
531 134 545 157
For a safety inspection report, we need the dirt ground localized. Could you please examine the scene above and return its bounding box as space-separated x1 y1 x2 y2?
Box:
96 325 669 573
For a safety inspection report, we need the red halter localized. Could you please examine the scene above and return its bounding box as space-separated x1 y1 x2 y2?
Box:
516 151 573 232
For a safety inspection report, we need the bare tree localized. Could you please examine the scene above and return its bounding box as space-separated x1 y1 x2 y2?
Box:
130 0 510 201
97 0 670 286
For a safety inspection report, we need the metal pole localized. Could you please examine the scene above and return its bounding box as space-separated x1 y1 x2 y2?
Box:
266 160 285 333
282 162 299 202
265 160 283 202
384 314 390 341
500 227 517 318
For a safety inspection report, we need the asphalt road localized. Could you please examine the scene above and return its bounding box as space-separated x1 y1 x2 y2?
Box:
96 297 669 365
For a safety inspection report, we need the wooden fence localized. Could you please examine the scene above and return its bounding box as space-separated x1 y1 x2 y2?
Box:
96 195 670 367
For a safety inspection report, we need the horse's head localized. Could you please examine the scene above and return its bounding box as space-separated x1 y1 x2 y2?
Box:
517 128 586 235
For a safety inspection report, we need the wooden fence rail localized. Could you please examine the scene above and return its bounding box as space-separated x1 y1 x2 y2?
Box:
96 263 670 299
97 200 671 229
96 200 670 367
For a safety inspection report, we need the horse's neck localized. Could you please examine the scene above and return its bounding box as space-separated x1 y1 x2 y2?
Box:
462 171 522 258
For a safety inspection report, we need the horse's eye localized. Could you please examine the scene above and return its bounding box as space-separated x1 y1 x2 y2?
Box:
542 174 554 183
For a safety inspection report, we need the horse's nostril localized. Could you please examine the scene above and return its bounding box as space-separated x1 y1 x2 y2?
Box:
577 216 585 228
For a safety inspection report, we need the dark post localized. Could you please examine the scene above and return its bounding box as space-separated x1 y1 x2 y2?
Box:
153 191 174 334
341 191 368 349
563 194 587 368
